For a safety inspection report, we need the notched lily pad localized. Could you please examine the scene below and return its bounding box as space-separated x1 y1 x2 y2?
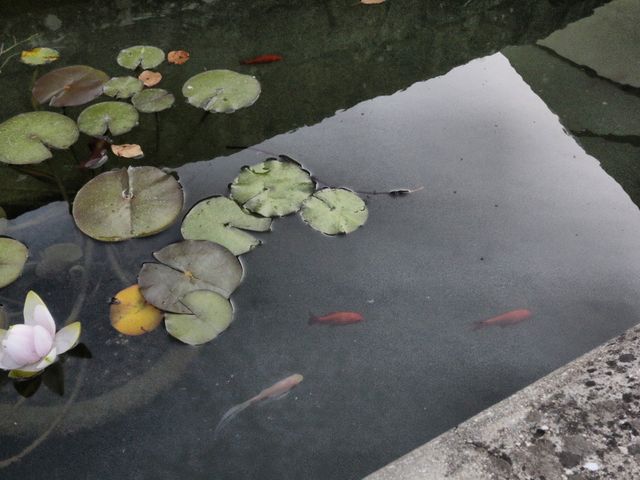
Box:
300 188 368 235
20 47 60 65
110 284 163 336
77 102 139 136
72 166 184 242
117 45 165 70
230 157 315 217
0 238 28 288
165 290 233 345
138 240 243 314
32 65 109 107
0 112 79 165
103 76 144 99
132 88 175 113
182 69 261 113
181 196 272 255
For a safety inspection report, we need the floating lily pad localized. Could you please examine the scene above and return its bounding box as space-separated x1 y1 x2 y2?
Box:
181 196 272 255
0 238 28 288
230 157 315 217
138 240 242 314
165 290 233 345
103 76 144 99
300 188 368 235
32 65 109 107
72 166 184 242
77 102 139 136
117 45 165 70
20 47 60 66
182 69 261 113
0 112 79 165
110 284 163 336
35 242 83 279
132 88 175 113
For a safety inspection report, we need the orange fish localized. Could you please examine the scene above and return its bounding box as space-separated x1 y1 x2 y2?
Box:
472 309 532 330
309 311 364 326
240 54 283 65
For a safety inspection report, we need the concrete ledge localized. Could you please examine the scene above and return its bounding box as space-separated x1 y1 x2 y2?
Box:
366 325 640 479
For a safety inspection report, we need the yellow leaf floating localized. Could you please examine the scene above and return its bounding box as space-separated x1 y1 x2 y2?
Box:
110 284 163 336
20 47 60 66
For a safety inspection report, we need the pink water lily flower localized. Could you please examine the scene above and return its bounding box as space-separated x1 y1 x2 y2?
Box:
0 291 81 378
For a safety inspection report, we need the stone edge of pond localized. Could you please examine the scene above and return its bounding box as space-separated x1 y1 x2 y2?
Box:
365 323 640 480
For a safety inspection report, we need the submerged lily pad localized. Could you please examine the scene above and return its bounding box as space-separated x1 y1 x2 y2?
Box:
181 196 272 255
32 65 109 107
182 69 261 113
35 242 83 279
138 240 243 314
117 45 165 70
0 238 28 288
110 284 163 336
132 88 175 113
0 112 79 165
300 188 368 235
20 47 60 65
230 157 315 217
72 166 184 242
77 102 139 136
165 290 233 345
103 76 144 99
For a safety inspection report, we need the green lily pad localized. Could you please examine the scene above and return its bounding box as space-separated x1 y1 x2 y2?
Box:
0 208 6 235
132 88 175 113
20 47 60 66
164 290 233 345
117 45 165 70
35 242 83 279
0 238 28 288
230 157 315 217
32 65 109 107
181 196 272 255
182 69 261 113
77 102 139 136
72 166 184 242
300 188 368 235
138 240 243 314
103 76 144 99
0 112 79 165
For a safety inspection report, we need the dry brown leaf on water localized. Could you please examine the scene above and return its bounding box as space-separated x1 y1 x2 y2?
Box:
138 70 162 87
361 0 385 3
167 50 190 65
111 143 144 159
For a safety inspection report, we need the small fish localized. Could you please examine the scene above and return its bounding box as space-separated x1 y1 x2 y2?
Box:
214 373 303 437
472 309 532 330
308 311 364 326
240 54 283 65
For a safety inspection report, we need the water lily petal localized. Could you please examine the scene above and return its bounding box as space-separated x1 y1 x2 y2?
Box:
2 325 40 366
18 347 57 372
24 291 56 337
32 325 54 357
0 329 24 370
54 322 81 354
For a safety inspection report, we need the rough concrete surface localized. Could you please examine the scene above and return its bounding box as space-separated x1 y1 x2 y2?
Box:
366 325 640 479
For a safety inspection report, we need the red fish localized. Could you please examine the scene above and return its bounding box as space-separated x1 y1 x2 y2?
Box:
309 311 364 326
240 54 283 65
472 309 532 330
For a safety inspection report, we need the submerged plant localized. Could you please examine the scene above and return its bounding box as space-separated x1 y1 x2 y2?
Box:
0 291 81 378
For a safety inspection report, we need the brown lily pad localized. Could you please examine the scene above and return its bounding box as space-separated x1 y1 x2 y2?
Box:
32 65 109 107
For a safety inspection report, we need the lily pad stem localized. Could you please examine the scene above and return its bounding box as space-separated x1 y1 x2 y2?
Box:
46 157 71 209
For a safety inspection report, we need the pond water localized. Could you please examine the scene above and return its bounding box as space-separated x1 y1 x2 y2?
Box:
1 1 639 479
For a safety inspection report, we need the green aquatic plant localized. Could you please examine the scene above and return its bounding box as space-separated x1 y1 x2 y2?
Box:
138 240 243 314
72 166 184 241
230 157 316 217
0 112 79 165
32 65 109 107
117 45 165 70
300 188 368 235
102 76 144 99
181 196 272 255
0 238 28 288
131 88 175 113
76 101 139 136
0 33 39 74
182 69 261 113
19 47 59 66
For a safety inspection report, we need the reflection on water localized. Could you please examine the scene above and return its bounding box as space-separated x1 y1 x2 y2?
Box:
3 48 640 478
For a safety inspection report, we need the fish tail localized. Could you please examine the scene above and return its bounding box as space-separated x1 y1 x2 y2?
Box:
471 320 486 331
308 312 318 325
213 400 253 439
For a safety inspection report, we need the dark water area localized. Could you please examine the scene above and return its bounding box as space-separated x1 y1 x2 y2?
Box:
1 1 639 479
